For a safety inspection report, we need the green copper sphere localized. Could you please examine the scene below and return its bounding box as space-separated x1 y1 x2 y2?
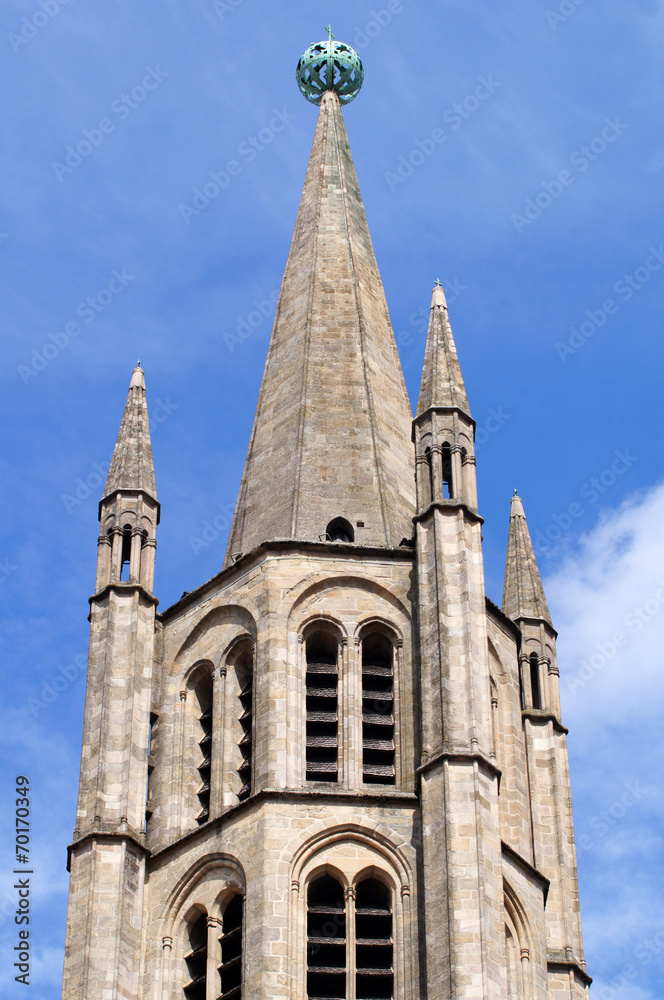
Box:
296 39 364 106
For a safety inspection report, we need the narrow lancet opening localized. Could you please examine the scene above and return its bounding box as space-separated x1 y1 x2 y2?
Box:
307 875 346 999
305 629 339 782
361 632 395 785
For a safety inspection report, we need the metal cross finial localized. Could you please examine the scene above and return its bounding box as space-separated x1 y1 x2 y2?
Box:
137 359 142 368
324 24 335 40
513 488 519 496
434 278 443 287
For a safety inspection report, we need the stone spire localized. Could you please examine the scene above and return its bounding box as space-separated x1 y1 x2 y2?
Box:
224 89 415 564
503 492 552 625
416 283 470 417
104 365 157 501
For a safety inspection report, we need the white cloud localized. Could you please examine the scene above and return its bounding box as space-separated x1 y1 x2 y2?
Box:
544 482 664 994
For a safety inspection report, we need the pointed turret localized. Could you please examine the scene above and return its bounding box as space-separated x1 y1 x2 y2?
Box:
224 88 415 565
104 364 157 502
416 283 470 416
503 492 552 625
96 365 159 593
413 283 477 513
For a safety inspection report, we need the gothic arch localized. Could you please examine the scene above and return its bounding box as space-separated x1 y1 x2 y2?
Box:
285 573 411 627
289 824 415 1000
503 879 533 1000
158 854 246 1000
172 603 257 668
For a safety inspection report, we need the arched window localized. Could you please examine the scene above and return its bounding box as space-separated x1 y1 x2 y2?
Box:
189 669 213 825
120 524 132 581
529 652 541 710
441 443 453 499
145 711 158 827
361 633 395 785
326 517 355 543
218 895 243 999
424 446 434 501
355 879 394 999
307 875 346 999
232 642 254 801
305 629 339 782
184 912 207 1000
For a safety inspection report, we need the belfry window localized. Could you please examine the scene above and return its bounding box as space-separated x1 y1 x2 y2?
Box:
145 711 158 827
193 672 213 825
234 643 254 801
305 630 339 782
120 525 132 580
530 653 542 710
307 875 346 999
355 879 394 999
326 517 354 543
361 633 395 785
218 895 243 1000
441 444 453 499
183 912 207 1000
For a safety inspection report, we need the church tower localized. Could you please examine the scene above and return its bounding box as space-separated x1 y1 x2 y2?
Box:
62 35 590 999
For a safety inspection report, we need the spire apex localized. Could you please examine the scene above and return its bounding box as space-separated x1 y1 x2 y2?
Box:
103 367 157 501
503 493 552 625
416 283 469 416
225 87 414 565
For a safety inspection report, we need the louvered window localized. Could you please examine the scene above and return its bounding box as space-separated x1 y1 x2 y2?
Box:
307 875 346 999
234 644 254 801
441 443 453 499
194 674 213 825
218 895 243 999
355 880 394 1000
183 913 207 1000
306 631 339 782
361 634 395 785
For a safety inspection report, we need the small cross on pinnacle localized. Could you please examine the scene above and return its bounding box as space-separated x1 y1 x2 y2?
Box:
324 24 335 40
513 488 519 496
137 359 142 368
434 278 443 287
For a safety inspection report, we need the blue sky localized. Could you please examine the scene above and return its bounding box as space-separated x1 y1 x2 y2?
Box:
1 1 663 995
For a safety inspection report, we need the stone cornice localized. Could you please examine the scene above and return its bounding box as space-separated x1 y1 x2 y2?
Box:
417 748 501 782
547 959 592 987
522 708 568 735
67 827 148 872
148 787 419 865
158 539 414 622
90 582 159 608
413 500 484 526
